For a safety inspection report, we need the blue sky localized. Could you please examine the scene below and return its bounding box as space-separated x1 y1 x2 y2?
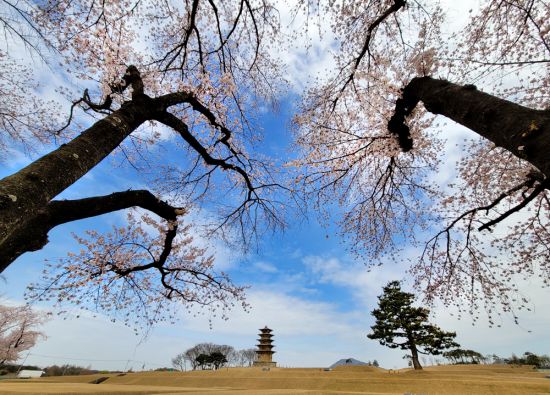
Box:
2 96 550 371
1 0 550 372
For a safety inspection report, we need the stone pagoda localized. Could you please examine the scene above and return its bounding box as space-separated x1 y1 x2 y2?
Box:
253 326 276 367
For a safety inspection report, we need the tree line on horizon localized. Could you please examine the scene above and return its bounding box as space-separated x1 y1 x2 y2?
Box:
0 362 180 376
403 351 550 369
2 349 547 377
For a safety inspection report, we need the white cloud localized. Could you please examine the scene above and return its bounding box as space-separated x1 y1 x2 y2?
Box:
131 121 175 144
2 148 30 169
427 120 479 190
180 289 358 337
269 0 338 93
302 253 412 308
22 312 188 371
252 261 278 273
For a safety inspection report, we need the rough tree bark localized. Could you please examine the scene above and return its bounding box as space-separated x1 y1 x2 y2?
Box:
389 76 550 179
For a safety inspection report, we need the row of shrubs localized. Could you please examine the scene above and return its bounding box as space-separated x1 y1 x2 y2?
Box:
441 351 550 368
0 363 175 376
0 364 42 376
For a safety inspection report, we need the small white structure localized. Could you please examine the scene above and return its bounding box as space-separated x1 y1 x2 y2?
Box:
17 370 44 379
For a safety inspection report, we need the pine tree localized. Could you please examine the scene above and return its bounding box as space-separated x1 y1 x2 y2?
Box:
367 281 459 370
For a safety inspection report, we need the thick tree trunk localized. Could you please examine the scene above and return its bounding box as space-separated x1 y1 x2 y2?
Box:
389 76 550 178
0 96 157 270
410 346 422 370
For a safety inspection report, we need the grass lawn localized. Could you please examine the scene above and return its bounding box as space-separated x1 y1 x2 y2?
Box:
0 364 549 394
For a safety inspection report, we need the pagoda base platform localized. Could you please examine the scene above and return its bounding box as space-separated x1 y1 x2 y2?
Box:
253 361 277 368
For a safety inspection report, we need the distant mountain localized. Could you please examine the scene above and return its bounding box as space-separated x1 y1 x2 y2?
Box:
329 358 369 368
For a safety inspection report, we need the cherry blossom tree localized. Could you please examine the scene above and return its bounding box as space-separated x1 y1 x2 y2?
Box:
294 0 550 321
0 304 46 365
0 0 288 326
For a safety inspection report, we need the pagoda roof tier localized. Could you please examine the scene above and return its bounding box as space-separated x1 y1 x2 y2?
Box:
256 350 276 354
257 344 275 348
258 333 273 337
259 327 273 332
257 337 274 342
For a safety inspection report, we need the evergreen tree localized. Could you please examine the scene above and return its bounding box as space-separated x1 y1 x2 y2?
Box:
195 354 212 370
367 281 459 370
210 352 228 370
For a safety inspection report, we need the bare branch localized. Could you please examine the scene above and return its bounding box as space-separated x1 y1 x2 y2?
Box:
337 0 406 98
48 190 184 226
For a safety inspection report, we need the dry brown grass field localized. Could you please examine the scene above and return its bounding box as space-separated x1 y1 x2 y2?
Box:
1 364 549 394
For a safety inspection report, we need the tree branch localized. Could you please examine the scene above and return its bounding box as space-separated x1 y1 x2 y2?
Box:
338 0 406 96
154 111 255 194
478 178 549 231
47 190 185 227
0 190 183 272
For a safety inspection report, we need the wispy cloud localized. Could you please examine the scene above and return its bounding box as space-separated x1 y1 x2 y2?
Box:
302 253 413 308
252 261 278 273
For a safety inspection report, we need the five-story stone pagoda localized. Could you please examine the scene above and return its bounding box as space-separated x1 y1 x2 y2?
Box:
253 326 276 367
